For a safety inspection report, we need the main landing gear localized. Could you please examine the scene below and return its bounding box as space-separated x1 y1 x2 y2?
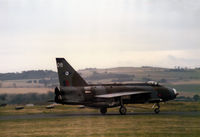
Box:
100 97 127 115
119 106 127 115
119 97 127 115
153 103 160 114
100 106 127 115
100 107 107 115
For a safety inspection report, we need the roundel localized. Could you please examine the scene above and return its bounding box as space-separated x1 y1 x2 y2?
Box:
65 71 70 76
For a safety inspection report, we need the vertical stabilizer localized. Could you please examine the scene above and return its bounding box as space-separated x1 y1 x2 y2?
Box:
56 58 88 87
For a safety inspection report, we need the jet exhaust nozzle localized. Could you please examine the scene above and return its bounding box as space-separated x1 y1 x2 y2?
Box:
55 87 62 103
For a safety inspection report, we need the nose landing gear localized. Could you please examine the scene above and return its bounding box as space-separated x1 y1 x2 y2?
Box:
153 103 160 114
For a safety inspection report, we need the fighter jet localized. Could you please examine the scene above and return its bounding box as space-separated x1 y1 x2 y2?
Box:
55 58 178 115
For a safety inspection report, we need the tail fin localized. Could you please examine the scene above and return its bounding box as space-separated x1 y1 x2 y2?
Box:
56 58 88 87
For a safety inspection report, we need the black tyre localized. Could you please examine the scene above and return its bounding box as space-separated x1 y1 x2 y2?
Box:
154 108 160 114
119 106 127 115
100 108 107 115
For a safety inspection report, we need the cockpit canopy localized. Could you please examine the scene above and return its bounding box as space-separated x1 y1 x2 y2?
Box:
147 81 160 86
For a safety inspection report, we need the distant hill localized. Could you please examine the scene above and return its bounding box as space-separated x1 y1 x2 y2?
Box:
1 67 200 83
0 67 200 93
0 70 58 80
79 67 200 83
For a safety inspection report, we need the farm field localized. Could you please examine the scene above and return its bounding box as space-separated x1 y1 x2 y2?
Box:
0 88 53 94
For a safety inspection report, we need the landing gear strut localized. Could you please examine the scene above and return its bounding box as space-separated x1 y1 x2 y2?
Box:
119 97 127 115
154 103 160 114
100 107 107 115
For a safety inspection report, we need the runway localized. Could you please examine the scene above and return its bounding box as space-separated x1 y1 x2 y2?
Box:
1 111 200 121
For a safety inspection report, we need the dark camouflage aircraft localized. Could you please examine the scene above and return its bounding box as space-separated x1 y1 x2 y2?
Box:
55 58 178 115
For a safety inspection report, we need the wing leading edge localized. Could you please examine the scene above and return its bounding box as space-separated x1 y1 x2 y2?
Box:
95 91 151 98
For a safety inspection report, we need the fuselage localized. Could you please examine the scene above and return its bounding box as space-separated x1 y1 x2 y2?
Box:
57 82 177 108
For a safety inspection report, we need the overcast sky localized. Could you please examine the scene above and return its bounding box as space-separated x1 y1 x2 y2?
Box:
0 0 200 72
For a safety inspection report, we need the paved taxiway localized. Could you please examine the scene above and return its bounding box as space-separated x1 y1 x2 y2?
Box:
1 112 200 121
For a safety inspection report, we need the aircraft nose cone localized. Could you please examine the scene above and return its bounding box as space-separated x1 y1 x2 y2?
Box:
172 88 179 98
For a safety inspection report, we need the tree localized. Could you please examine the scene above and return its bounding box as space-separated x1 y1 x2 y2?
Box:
159 79 167 83
193 94 200 102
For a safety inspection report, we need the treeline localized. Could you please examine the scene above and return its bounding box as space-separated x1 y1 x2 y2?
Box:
176 95 200 102
26 79 59 87
0 92 54 105
0 70 58 80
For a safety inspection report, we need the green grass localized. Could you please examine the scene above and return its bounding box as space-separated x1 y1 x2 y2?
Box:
0 115 200 137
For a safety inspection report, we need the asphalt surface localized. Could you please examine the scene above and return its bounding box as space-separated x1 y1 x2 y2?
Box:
1 111 200 121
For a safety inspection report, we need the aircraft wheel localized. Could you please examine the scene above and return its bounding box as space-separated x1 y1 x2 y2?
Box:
119 106 127 115
100 108 107 115
154 108 160 114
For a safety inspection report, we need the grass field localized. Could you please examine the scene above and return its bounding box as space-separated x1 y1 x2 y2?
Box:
0 113 200 137
0 102 200 137
1 102 200 116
